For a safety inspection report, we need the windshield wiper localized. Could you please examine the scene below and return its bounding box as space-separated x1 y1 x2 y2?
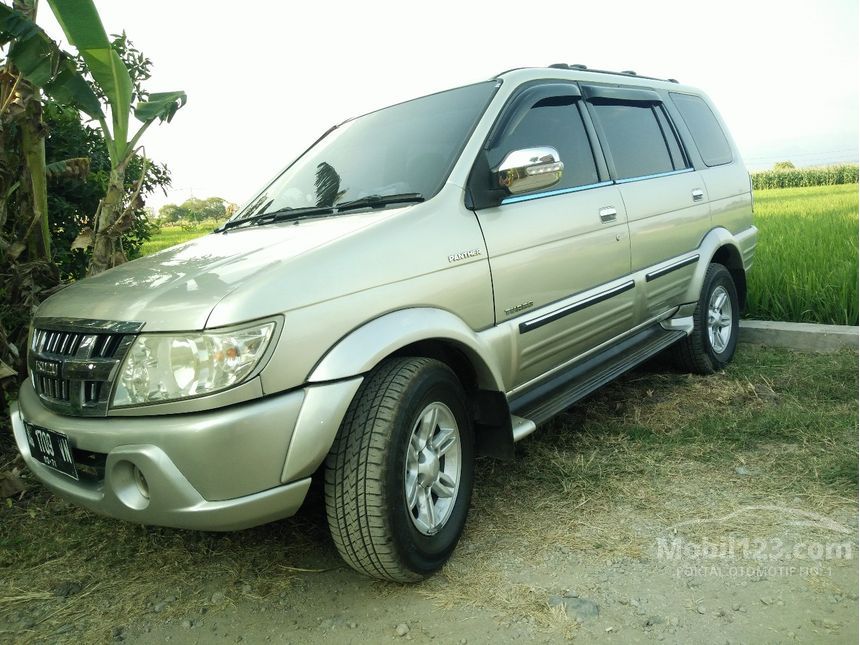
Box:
335 193 424 212
215 206 336 232
215 193 424 232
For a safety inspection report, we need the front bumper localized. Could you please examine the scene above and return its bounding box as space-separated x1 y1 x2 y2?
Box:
11 376 362 531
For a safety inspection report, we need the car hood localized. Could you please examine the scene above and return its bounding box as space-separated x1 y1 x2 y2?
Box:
37 210 401 331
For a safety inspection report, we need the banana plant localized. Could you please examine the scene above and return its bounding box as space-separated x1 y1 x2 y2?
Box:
0 0 185 274
47 0 185 275
0 0 84 260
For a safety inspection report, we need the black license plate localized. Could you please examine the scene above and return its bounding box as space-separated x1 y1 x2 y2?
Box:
23 423 78 480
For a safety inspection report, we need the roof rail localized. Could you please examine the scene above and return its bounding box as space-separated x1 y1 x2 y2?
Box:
541 63 679 84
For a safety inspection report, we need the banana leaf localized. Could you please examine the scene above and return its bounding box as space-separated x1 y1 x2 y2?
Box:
47 0 132 153
134 90 186 124
0 3 103 118
46 157 90 181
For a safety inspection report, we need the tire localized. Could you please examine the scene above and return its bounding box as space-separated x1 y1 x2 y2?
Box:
324 357 474 582
672 263 740 374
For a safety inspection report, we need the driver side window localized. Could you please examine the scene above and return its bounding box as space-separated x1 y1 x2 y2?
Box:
492 97 600 192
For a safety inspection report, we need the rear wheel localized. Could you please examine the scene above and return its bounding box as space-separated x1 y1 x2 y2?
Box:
324 357 474 582
672 263 740 374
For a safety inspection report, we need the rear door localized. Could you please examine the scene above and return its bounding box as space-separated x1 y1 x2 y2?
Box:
473 83 634 388
668 91 753 238
583 85 710 318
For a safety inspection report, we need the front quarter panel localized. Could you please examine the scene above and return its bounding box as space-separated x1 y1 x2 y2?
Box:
306 307 507 390
247 191 497 394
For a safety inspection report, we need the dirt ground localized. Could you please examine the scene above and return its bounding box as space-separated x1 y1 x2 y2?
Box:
122 499 858 645
1 347 858 644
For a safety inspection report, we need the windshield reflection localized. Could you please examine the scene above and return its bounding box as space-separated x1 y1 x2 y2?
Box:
315 162 345 207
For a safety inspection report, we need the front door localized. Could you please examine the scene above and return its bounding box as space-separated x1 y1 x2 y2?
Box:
474 85 635 388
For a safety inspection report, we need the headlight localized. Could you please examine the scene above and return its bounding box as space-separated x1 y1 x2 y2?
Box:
111 322 275 407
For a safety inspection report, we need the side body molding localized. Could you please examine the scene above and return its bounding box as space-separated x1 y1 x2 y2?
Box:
308 308 506 392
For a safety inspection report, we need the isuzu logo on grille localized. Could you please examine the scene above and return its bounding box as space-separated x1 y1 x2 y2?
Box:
34 359 61 377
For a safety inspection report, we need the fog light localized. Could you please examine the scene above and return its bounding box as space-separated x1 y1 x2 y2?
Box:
133 466 150 500
111 459 150 510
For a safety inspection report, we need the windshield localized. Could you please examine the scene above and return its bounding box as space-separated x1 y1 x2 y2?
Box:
230 81 499 221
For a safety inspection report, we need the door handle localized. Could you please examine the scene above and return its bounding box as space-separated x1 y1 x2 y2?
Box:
692 188 704 202
599 206 617 223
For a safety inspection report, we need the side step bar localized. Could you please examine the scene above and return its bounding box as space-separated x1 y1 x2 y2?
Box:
511 415 537 442
509 324 686 432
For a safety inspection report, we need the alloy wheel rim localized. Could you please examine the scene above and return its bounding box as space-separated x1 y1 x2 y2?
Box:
404 402 461 536
707 285 733 353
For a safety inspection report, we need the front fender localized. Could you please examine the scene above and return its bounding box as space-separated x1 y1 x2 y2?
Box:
307 307 506 391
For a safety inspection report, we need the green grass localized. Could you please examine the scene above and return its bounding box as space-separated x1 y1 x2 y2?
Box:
138 223 214 256
748 183 859 325
1 347 856 642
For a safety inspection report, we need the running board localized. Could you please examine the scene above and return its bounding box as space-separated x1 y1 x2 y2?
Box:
510 324 686 429
511 415 537 442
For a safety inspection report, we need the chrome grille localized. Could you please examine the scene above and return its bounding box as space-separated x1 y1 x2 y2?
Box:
84 381 103 403
35 374 72 401
41 330 84 356
34 329 124 360
28 318 144 416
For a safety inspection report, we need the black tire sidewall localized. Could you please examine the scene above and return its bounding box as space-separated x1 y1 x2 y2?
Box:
697 265 740 370
384 364 474 576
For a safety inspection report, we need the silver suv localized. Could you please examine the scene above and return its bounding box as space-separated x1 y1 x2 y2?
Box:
11 65 756 582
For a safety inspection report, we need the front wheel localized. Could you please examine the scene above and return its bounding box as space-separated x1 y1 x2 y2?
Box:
672 263 740 374
324 357 474 582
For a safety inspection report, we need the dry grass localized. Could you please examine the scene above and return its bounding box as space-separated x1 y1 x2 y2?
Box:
417 348 858 626
1 346 857 642
0 496 335 642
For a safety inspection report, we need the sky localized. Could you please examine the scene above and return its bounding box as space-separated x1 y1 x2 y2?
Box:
34 0 860 212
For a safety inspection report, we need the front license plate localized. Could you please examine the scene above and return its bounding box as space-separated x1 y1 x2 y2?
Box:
23 423 78 480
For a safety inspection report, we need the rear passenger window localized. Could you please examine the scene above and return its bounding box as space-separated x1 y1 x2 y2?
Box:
590 103 688 180
492 98 599 191
670 93 732 166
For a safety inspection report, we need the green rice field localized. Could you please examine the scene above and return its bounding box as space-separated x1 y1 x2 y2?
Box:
138 222 216 255
748 183 858 325
140 184 859 325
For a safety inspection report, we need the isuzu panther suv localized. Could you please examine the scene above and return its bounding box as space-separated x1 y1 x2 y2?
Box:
11 64 756 582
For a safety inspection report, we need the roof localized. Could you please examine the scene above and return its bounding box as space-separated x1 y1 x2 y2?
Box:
494 65 700 94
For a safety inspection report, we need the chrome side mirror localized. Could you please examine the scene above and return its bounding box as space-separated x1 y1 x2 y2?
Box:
494 147 564 195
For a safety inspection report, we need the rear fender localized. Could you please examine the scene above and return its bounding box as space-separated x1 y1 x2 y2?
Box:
681 227 750 307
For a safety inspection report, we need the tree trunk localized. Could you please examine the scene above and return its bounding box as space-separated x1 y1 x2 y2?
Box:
87 164 127 276
5 0 50 261
0 119 12 236
21 98 50 259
